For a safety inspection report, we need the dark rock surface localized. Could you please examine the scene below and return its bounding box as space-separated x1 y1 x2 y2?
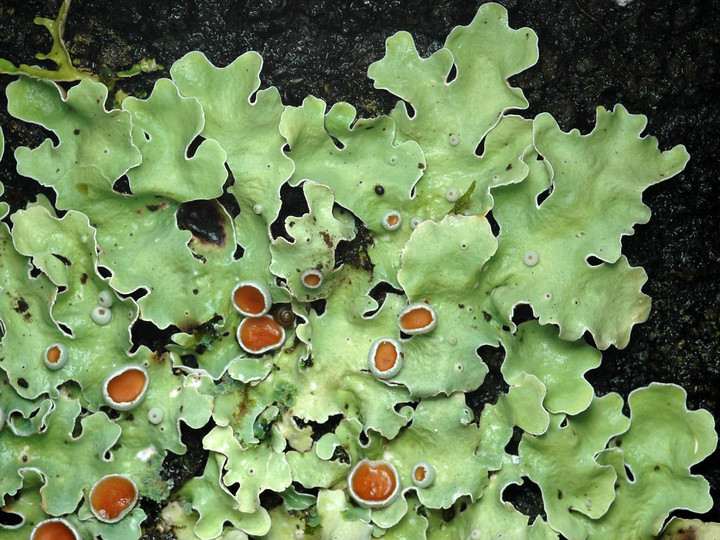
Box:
1 0 718 531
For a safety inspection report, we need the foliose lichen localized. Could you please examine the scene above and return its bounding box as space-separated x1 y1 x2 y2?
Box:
1 3 716 539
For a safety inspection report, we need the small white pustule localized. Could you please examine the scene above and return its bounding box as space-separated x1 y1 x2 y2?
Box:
147 407 164 425
445 187 460 202
97 290 114 308
523 250 539 267
90 306 113 325
409 216 423 229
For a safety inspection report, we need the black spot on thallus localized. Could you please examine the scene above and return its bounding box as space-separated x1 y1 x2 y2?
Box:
14 298 29 313
146 202 168 212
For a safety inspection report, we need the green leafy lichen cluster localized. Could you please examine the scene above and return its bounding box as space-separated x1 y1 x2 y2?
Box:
1 3 716 539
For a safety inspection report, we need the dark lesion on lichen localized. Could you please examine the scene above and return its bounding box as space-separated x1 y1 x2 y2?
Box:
12 297 29 313
11 296 32 322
